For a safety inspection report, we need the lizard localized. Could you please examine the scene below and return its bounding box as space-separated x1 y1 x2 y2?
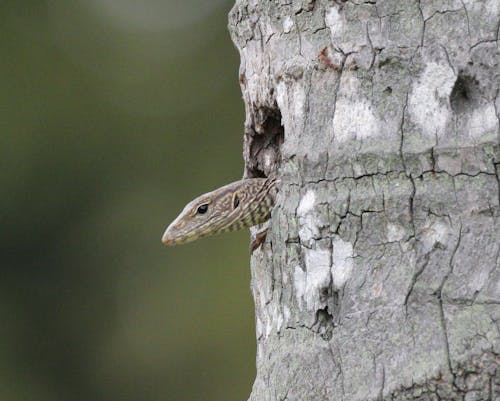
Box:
161 177 278 252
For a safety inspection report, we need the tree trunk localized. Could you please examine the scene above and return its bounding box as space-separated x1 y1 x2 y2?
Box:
228 0 499 400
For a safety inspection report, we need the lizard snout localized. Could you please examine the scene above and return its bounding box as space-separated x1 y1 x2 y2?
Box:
161 224 177 245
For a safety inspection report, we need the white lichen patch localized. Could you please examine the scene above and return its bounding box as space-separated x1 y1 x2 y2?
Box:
408 62 456 139
325 7 343 38
331 238 353 289
466 104 498 141
293 82 306 121
276 80 287 114
294 248 331 310
420 220 450 252
276 79 292 131
298 214 320 243
297 190 318 243
387 223 406 242
257 304 286 339
297 190 316 216
283 16 294 33
333 98 380 143
276 79 305 133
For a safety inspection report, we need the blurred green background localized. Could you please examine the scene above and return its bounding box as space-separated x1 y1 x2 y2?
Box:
0 1 256 400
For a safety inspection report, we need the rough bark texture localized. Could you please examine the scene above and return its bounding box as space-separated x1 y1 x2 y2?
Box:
229 1 499 400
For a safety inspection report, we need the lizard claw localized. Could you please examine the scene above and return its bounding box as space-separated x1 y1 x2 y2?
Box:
250 229 268 253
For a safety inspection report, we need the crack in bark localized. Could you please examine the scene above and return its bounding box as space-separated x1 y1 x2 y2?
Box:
459 0 471 40
416 0 425 48
403 243 431 316
470 38 499 50
440 44 456 75
423 8 464 24
366 23 375 71
297 168 498 187
436 221 462 382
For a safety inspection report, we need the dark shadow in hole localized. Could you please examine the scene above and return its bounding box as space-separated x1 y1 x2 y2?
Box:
246 104 284 178
450 74 480 114
314 306 335 341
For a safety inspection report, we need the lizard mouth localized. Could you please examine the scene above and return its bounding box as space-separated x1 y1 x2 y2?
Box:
161 235 174 245
161 224 178 245
161 224 196 246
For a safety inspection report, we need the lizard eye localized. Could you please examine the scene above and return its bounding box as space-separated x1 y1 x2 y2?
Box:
197 204 209 214
232 193 240 209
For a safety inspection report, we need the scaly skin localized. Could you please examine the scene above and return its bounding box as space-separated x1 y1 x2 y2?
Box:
162 177 277 248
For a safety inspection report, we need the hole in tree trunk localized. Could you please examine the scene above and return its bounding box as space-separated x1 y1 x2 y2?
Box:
245 103 284 178
313 306 335 341
450 74 480 114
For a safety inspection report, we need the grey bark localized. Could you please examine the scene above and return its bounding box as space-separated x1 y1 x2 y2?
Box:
229 0 499 400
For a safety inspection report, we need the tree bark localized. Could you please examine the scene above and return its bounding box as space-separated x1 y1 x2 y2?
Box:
229 0 499 400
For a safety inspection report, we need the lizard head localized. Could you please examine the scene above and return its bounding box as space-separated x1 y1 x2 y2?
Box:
161 178 276 246
162 178 274 245
161 194 215 245
161 180 249 246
